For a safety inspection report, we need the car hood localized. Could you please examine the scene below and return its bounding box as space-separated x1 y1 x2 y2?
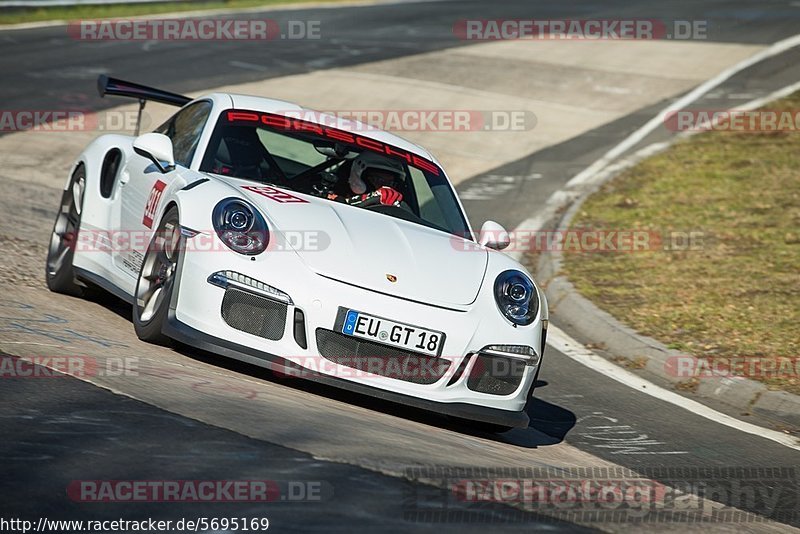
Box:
223 179 487 307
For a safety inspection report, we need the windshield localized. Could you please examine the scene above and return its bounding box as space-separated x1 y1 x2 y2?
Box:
199 110 471 238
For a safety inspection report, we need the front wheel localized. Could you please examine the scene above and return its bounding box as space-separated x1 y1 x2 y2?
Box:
133 206 181 345
46 165 87 296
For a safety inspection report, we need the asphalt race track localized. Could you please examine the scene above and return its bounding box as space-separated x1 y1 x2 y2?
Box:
1 0 800 531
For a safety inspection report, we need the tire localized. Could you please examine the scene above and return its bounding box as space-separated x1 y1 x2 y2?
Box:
133 206 182 345
46 165 88 297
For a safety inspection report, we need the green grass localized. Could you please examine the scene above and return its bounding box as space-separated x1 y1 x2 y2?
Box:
557 91 800 394
0 0 356 25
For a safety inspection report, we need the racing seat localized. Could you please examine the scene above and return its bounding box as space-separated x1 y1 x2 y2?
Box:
208 127 270 180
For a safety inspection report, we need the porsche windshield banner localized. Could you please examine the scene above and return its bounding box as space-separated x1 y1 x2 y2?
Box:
224 110 442 176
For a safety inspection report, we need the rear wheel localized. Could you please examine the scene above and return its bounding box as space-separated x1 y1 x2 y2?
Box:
46 165 87 296
133 206 181 345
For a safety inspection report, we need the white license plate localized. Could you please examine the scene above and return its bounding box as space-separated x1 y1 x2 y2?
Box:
341 309 444 357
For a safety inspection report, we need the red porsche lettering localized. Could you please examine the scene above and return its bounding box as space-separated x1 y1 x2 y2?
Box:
225 110 441 176
227 111 260 122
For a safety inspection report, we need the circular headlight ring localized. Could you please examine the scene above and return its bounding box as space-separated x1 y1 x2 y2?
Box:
508 282 529 302
228 209 252 231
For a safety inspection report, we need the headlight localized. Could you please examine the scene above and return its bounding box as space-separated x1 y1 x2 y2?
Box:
494 270 539 326
212 198 268 255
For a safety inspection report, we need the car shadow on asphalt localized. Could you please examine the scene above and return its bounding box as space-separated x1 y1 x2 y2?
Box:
170 341 577 448
86 295 577 448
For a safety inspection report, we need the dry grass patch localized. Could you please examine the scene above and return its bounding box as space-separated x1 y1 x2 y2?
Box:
559 92 800 394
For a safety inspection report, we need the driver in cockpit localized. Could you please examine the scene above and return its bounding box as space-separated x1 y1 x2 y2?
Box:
327 151 405 207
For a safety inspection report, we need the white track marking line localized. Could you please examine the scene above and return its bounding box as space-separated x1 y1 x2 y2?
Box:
521 78 800 451
548 325 800 451
566 32 800 188
736 79 800 110
514 78 800 257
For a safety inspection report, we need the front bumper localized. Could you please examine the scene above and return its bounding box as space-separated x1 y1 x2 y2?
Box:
166 232 545 428
163 312 531 428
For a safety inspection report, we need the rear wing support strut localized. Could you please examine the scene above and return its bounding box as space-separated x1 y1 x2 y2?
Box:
97 75 191 135
135 98 145 137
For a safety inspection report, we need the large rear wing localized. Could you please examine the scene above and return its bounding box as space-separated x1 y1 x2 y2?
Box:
97 75 191 107
97 75 192 136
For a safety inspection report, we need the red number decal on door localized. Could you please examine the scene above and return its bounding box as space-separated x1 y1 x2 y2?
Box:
142 180 166 229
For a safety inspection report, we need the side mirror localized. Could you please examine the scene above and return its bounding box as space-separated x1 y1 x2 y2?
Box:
479 220 511 250
133 133 175 173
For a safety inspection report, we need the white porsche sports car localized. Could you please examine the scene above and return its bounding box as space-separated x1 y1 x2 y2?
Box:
46 76 548 431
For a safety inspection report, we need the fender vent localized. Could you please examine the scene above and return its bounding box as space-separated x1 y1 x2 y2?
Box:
221 288 287 340
100 149 122 198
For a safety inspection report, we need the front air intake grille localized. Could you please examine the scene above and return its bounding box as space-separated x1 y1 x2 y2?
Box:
315 328 450 385
221 288 287 340
467 354 526 395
